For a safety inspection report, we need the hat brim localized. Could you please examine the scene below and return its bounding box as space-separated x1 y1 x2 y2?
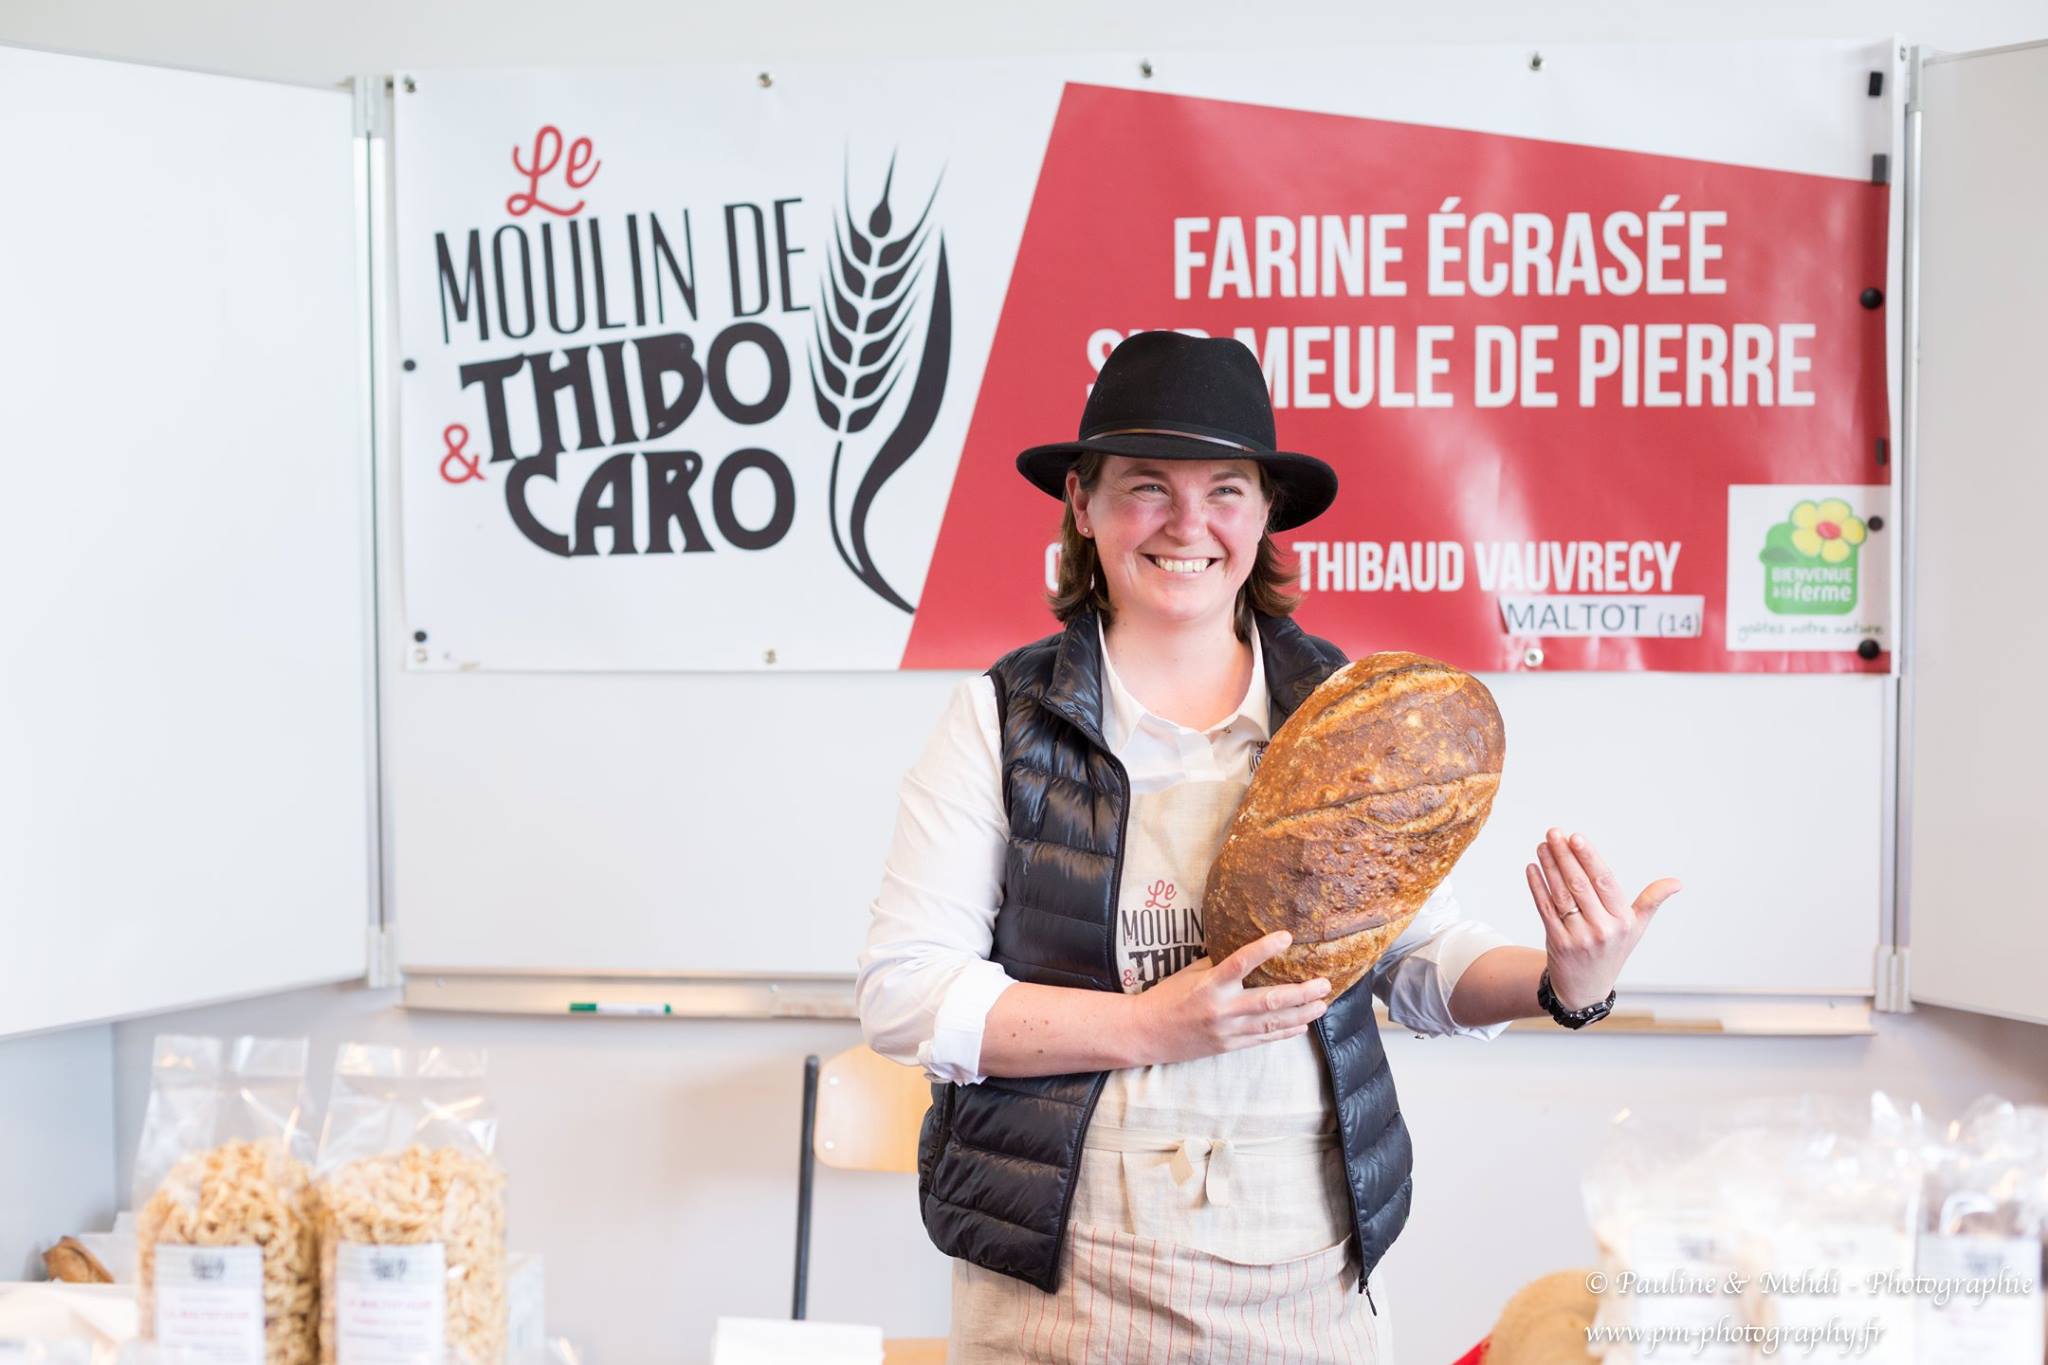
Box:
1015 432 1338 532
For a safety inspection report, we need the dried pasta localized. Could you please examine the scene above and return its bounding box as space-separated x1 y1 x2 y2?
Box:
137 1137 320 1365
316 1142 507 1365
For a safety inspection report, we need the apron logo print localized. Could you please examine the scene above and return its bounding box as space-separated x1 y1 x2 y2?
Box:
1249 741 1270 774
1118 788 1227 992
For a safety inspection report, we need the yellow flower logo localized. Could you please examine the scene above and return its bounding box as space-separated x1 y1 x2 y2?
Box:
1788 498 1867 564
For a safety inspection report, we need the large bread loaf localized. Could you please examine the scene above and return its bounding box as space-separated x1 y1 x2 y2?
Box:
1203 652 1505 997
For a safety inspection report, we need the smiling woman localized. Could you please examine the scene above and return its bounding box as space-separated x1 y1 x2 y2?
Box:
858 331 1679 1364
862 332 1432 1360
1044 449 1304 646
1089 459 1260 591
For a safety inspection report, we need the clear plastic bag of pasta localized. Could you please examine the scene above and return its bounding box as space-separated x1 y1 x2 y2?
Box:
132 1034 319 1365
314 1044 506 1365
1917 1096 2048 1364
1581 1106 1756 1364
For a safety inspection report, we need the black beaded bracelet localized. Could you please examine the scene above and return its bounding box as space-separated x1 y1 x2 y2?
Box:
1537 968 1616 1029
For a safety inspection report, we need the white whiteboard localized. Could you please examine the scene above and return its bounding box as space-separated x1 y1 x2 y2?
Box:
0 46 372 1036
392 664 1884 995
379 41 1898 999
1904 40 2048 1025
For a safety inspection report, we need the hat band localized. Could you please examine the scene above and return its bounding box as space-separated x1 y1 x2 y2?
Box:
1080 425 1270 455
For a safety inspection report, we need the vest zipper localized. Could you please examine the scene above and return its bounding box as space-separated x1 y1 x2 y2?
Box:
1315 1011 1376 1307
1046 746 1130 1286
1103 750 1131 989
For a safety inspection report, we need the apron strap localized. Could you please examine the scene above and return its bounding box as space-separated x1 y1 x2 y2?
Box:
1083 1126 1337 1207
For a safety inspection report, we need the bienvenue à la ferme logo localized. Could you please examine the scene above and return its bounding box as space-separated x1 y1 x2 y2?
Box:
423 122 952 615
1757 496 1867 615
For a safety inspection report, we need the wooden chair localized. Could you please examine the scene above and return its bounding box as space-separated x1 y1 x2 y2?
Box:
793 1045 943 1362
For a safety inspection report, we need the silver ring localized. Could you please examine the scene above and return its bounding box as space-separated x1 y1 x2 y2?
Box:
1559 908 1581 917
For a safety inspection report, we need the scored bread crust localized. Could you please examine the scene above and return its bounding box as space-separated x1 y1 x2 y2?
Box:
1203 652 1506 998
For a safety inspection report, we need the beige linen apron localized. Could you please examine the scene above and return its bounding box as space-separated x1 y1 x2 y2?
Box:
948 778 1383 1363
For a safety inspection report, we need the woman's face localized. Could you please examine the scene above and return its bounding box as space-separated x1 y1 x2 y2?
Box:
1067 455 1271 630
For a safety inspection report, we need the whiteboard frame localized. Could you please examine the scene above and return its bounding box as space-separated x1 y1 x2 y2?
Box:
399 971 1874 1036
1879 44 1925 1015
367 44 1906 1033
356 72 401 985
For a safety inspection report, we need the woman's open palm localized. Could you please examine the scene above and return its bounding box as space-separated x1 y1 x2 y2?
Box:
1525 828 1682 1010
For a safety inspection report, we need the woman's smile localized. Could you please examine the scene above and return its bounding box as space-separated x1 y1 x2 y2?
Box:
1145 554 1219 576
1063 454 1271 631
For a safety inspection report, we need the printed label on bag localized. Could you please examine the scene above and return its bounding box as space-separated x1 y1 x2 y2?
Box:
1914 1233 2044 1365
154 1244 265 1364
1620 1218 1749 1365
336 1242 447 1364
1765 1226 1914 1365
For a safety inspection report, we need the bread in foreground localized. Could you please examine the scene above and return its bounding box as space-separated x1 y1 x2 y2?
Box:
1203 651 1506 997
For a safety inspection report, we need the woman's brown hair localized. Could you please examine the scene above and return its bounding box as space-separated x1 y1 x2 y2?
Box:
1044 450 1305 642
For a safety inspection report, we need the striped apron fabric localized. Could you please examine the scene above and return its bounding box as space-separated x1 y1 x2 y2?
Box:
947 779 1384 1363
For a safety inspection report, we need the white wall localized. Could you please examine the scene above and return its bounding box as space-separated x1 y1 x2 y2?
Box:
1 0 2046 89
4 3 2047 1363
0 1027 115 1281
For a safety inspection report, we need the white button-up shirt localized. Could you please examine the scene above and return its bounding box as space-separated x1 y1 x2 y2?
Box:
856 617 1516 1085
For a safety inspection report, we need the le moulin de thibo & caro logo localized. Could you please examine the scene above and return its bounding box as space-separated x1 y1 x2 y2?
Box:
427 123 952 614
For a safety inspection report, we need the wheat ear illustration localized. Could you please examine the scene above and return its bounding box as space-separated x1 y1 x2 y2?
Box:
809 151 949 614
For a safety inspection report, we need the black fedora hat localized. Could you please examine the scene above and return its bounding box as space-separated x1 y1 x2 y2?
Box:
1015 331 1338 532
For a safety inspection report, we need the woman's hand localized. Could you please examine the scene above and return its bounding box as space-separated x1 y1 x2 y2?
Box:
1130 930 1333 1065
1527 827 1682 1010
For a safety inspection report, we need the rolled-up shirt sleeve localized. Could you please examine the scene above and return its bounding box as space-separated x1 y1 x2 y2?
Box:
1367 875 1519 1040
855 675 1017 1085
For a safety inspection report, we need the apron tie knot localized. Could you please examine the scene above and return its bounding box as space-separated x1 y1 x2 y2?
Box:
1169 1134 1240 1206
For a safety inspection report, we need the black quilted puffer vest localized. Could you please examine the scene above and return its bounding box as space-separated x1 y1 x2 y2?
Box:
915 604 1412 1307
